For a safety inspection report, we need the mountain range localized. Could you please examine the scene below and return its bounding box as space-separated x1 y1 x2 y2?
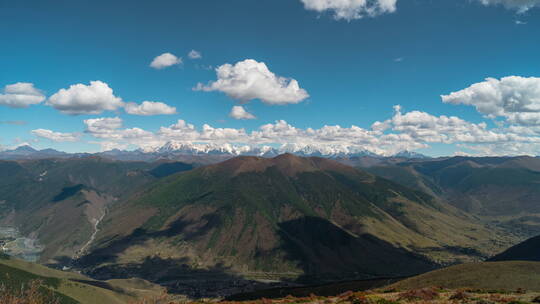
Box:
72 154 516 293
0 143 429 162
1 150 539 298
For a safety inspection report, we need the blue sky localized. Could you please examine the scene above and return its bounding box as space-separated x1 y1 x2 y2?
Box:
1 0 540 156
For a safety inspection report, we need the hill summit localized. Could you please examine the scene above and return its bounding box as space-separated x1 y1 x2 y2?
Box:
76 154 507 295
204 153 366 178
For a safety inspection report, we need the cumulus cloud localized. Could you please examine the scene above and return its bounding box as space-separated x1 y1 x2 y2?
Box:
47 81 176 116
478 0 540 13
31 129 80 142
188 50 202 59
84 117 159 151
0 83 45 108
441 76 540 126
229 105 256 120
84 117 123 136
47 81 124 115
195 59 309 105
300 0 397 20
150 52 182 69
124 101 177 116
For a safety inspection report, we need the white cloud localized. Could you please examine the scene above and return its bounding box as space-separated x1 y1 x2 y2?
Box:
150 52 182 69
300 0 397 20
188 50 202 59
441 76 540 126
124 101 177 116
195 59 309 105
47 81 124 115
229 105 256 120
478 0 540 13
48 81 175 116
0 83 45 108
382 106 527 144
157 120 201 142
31 129 80 142
85 117 157 151
84 117 123 137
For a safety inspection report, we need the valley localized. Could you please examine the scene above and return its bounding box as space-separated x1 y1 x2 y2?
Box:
0 153 539 301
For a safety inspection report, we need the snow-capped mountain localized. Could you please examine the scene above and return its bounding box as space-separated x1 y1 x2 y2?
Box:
392 150 431 159
147 142 277 156
143 141 409 158
0 142 429 161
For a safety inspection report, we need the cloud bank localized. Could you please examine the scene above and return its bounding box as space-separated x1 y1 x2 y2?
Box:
77 104 540 156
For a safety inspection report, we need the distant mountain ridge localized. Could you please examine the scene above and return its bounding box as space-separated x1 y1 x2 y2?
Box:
361 155 540 238
0 143 429 161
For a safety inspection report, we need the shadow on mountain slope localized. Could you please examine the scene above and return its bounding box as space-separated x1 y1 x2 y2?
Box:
82 256 270 298
74 212 221 268
277 216 437 284
72 215 438 297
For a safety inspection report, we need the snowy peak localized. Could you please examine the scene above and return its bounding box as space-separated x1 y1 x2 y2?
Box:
147 141 382 158
0 143 430 161
392 150 430 159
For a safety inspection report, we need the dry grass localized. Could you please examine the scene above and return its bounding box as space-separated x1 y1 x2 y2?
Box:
398 288 440 301
127 288 540 304
4 281 540 304
0 280 60 304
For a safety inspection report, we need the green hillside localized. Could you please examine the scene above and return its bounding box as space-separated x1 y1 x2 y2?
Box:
0 158 194 265
387 261 540 292
0 253 156 304
77 154 511 297
362 156 540 237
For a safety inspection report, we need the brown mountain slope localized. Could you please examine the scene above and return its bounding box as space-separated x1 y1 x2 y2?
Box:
361 156 540 237
76 154 512 297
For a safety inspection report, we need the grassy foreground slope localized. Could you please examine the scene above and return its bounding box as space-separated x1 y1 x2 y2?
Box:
387 261 540 292
0 253 163 304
